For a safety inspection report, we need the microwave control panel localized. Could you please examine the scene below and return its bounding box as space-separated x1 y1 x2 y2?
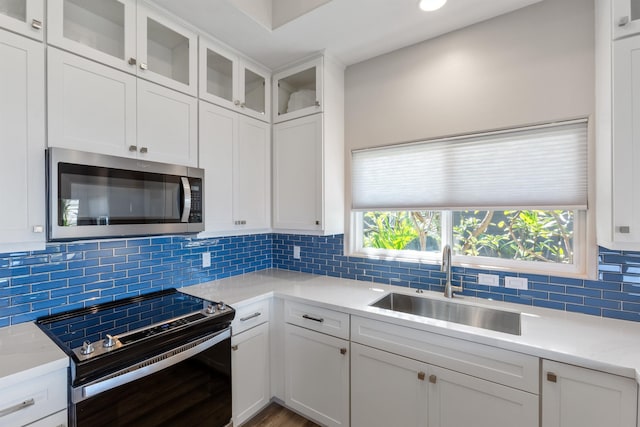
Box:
188 178 203 224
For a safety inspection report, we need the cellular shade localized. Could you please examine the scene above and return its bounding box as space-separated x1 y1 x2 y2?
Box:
351 120 588 211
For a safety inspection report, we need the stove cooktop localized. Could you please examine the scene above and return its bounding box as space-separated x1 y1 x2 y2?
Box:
37 289 234 386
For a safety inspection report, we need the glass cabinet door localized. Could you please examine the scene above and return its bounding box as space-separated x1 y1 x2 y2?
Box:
240 62 270 122
614 0 640 39
199 38 238 111
0 0 43 40
274 57 323 123
137 4 197 96
47 0 135 72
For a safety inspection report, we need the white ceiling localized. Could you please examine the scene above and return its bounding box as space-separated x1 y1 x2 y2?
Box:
149 0 543 70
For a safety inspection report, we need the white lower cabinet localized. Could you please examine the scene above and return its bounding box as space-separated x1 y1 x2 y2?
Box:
284 323 349 427
232 322 270 426
351 343 428 427
428 365 538 427
25 409 67 427
542 360 638 427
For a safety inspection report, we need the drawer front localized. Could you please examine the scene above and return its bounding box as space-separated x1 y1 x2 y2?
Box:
232 298 271 336
351 315 538 393
285 300 350 340
0 368 67 427
25 409 67 427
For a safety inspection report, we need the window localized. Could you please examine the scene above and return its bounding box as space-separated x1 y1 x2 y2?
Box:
350 120 589 276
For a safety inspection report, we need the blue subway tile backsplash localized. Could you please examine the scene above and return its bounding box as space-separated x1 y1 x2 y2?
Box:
2 232 640 325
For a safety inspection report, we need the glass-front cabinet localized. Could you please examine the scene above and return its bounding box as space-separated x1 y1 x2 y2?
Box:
199 37 270 122
273 56 323 123
614 0 640 39
0 0 43 40
47 0 197 95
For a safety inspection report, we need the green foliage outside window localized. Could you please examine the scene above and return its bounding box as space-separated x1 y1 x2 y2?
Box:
362 210 574 264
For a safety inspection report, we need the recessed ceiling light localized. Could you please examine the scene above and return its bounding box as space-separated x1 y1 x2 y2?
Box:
419 0 447 12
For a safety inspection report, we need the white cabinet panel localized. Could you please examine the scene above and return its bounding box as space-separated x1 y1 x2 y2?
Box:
0 29 45 252
273 114 323 231
284 323 349 427
199 101 270 235
232 322 270 426
428 365 538 427
47 47 137 158
542 360 637 427
0 0 43 40
136 79 197 167
351 343 428 427
613 0 640 39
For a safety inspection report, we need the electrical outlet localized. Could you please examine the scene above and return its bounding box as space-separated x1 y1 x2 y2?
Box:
505 276 528 290
478 273 499 287
202 252 211 268
293 245 301 260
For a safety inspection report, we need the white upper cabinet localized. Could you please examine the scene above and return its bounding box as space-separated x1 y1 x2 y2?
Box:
47 0 136 72
199 101 270 236
273 56 323 123
613 0 640 39
199 37 270 122
0 0 43 40
48 0 197 95
0 29 45 252
136 3 196 96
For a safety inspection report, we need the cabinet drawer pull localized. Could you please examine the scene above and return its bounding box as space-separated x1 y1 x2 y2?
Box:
240 312 261 322
619 16 630 27
429 375 437 384
139 147 148 154
129 145 138 152
417 371 426 381
547 372 557 383
618 226 631 234
31 19 42 30
340 347 347 355
231 345 238 351
302 314 324 323
0 398 35 418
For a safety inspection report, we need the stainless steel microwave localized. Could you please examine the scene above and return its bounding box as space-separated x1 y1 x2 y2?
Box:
47 148 204 241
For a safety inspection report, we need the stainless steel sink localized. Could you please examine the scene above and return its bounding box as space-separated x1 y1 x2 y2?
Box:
369 293 521 335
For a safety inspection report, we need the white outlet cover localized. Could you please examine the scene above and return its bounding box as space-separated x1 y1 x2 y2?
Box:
202 252 211 268
478 273 499 287
505 276 528 290
293 245 301 259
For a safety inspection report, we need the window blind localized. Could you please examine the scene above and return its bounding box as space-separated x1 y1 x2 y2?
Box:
351 120 588 211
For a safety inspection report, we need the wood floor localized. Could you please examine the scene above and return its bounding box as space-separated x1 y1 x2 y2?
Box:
242 403 321 427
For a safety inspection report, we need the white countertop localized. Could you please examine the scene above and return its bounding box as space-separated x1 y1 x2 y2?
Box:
183 269 640 382
0 322 68 389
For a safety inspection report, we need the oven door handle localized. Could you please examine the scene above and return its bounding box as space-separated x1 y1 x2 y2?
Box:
73 329 230 404
180 177 192 223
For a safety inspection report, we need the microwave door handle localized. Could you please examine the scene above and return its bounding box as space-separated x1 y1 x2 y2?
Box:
180 177 191 223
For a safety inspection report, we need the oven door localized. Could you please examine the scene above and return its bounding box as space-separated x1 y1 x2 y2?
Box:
71 329 231 427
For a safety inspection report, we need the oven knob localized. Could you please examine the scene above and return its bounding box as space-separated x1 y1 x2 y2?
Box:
103 334 116 348
80 340 95 355
206 304 216 314
218 301 226 311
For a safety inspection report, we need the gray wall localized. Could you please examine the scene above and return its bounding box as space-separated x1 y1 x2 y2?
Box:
344 0 595 151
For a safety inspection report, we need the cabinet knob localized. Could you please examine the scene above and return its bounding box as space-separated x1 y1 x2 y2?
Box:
128 57 137 65
32 225 44 233
31 19 42 30
429 374 437 384
315 220 320 226
129 145 138 152
417 371 426 381
315 100 320 107
547 372 557 383
140 62 148 70
232 345 238 351
139 147 148 154
340 347 347 355
240 102 246 109
619 15 630 27
234 100 241 106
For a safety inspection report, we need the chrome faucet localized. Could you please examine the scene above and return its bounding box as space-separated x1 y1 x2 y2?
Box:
442 245 462 298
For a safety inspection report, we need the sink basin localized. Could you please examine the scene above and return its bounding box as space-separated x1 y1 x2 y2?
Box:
369 293 521 335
